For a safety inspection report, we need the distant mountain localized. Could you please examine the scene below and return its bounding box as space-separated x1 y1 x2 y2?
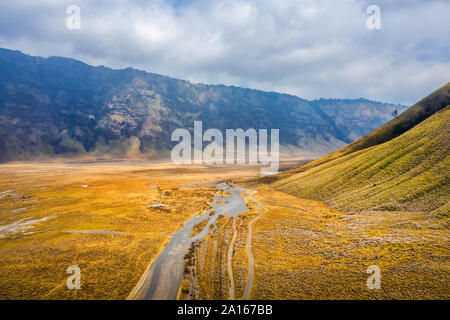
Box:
275 84 450 215
0 48 406 162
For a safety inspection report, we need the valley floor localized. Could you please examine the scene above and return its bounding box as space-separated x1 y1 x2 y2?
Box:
0 161 258 299
180 182 449 300
0 161 448 299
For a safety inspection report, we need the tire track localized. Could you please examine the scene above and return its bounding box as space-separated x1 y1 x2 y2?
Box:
227 218 238 299
243 190 268 300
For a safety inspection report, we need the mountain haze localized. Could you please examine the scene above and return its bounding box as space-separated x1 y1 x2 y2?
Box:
0 48 406 162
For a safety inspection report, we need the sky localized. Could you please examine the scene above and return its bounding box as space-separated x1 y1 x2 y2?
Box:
0 0 449 105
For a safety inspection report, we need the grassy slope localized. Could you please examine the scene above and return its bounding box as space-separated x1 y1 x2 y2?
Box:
275 106 450 215
268 82 450 183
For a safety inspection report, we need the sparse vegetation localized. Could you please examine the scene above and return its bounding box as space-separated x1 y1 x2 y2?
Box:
0 161 257 299
246 185 449 299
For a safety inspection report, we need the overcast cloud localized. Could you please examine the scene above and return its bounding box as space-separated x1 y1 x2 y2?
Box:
0 0 449 105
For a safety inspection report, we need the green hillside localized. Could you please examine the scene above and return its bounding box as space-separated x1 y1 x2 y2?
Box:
275 105 450 216
269 83 450 183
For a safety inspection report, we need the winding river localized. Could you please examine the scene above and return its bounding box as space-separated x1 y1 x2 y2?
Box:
128 182 251 300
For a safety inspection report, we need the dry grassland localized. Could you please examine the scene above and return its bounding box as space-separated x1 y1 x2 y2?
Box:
0 161 258 299
1 160 447 300
183 182 448 300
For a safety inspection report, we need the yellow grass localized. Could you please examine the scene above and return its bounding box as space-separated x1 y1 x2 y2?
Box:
183 182 448 300
242 184 449 299
1 161 448 300
0 161 258 299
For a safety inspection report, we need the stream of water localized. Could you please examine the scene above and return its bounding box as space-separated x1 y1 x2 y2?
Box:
133 182 250 300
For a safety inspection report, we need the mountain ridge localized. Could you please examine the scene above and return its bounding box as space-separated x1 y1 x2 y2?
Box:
0 48 406 162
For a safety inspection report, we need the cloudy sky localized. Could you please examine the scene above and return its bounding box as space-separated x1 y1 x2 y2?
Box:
0 0 449 105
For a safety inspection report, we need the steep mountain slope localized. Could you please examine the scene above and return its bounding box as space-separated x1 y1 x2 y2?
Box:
275 104 449 215
0 48 405 162
271 83 450 182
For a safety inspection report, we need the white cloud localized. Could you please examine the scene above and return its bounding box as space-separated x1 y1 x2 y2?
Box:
0 0 448 105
